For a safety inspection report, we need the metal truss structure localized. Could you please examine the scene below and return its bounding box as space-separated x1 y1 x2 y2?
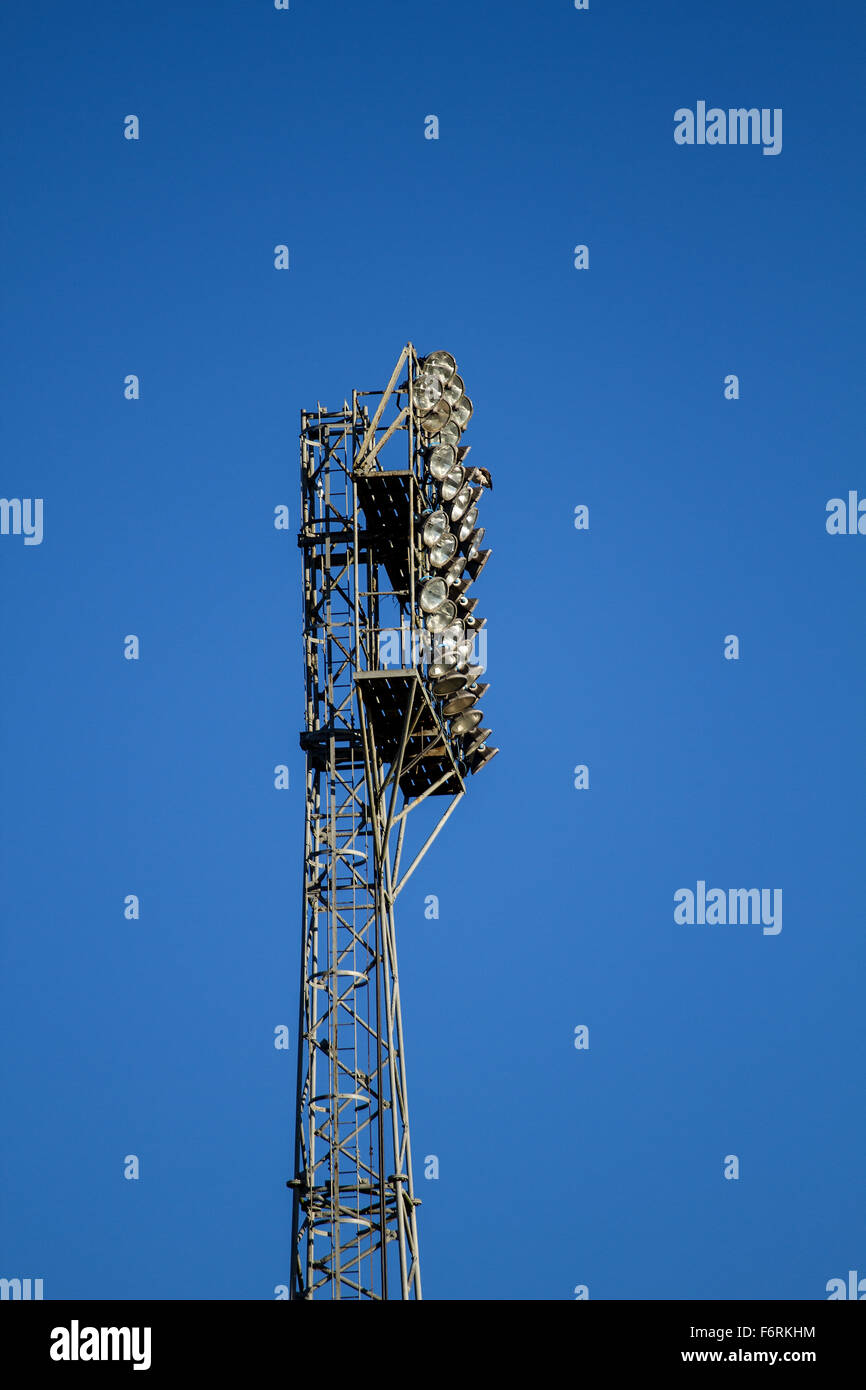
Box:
288 345 486 1300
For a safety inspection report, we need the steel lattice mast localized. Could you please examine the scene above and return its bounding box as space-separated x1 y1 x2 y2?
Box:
289 345 496 1300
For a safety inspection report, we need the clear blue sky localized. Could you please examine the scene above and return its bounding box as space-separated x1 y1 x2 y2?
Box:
1 0 863 1300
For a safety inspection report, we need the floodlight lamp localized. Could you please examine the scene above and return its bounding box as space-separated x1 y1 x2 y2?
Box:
429 653 458 677
464 525 485 558
440 467 465 504
443 690 478 717
428 444 457 480
443 555 466 587
420 400 451 436
467 549 491 582
429 533 458 568
444 374 465 406
471 746 499 773
420 577 448 613
433 673 468 698
435 420 461 447
458 508 478 543
422 350 457 382
465 728 492 759
422 510 449 546
414 374 443 414
425 600 457 632
449 484 474 522
451 395 473 429
450 708 483 736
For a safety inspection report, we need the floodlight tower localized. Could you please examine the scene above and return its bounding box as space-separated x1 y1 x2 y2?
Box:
289 345 497 1300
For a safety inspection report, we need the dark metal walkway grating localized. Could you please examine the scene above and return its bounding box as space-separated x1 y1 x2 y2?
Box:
355 471 418 598
355 668 463 797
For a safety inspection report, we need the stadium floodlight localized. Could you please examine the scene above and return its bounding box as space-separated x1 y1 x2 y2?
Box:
463 526 485 558
420 577 449 612
450 708 483 736
434 631 463 662
432 672 468 697
411 348 495 775
414 374 443 414
422 510 449 546
451 395 473 430
422 350 457 382
425 600 457 632
465 549 491 583
443 374 464 405
420 400 451 436
429 651 458 677
454 636 475 663
469 745 499 773
464 728 492 759
442 690 478 717
442 555 467 588
427 444 457 480
448 483 472 518
457 508 478 543
428 533 458 568
436 420 461 446
451 483 481 524
440 465 465 503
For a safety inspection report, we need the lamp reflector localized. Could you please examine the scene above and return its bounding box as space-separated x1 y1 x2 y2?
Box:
467 549 491 582
464 728 492 759
440 465 465 502
429 533 458 567
451 395 473 429
428 444 456 480
419 577 448 613
429 654 458 677
414 374 443 413
450 484 473 521
443 690 478 717
458 507 478 543
420 400 451 435
422 510 449 546
425 600 457 632
450 708 483 736
436 421 461 446
432 673 467 698
422 350 457 382
443 555 466 586
444 374 465 406
464 526 485 559
470 746 499 774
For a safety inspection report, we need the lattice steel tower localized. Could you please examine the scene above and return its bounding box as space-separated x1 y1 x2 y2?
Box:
288 345 496 1300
